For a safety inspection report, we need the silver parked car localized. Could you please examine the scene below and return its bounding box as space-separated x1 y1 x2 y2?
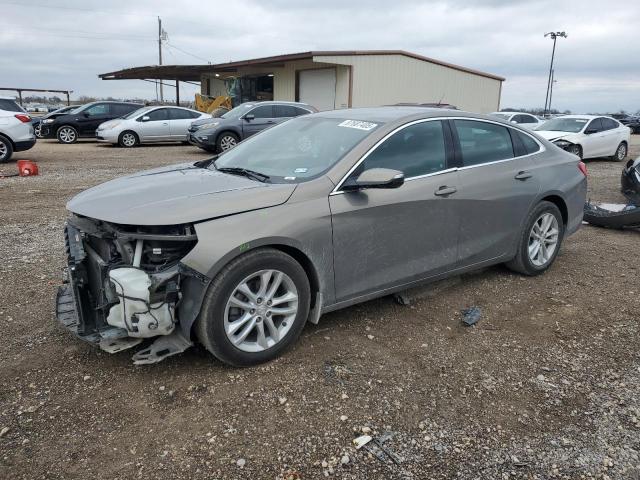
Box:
56 107 587 366
96 106 211 147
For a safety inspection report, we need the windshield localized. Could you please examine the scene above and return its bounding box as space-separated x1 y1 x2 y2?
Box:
221 104 255 120
536 118 588 133
213 116 382 182
122 106 152 120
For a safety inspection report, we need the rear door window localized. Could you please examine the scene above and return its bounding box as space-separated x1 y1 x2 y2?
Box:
454 120 514 166
0 99 23 112
601 118 619 131
169 108 197 120
360 120 448 178
513 130 541 155
113 104 138 116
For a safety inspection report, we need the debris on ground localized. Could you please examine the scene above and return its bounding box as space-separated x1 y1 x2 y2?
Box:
393 292 411 306
461 306 482 326
353 435 372 449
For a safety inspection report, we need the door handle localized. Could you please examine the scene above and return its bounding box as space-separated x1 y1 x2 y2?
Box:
514 171 533 180
162 122 169 125
434 185 457 196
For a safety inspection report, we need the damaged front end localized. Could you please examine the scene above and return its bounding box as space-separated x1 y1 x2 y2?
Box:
56 215 205 364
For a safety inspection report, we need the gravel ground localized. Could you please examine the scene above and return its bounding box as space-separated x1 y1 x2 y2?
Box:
1 137 639 480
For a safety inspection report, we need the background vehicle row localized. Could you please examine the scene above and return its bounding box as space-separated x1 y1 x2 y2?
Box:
0 96 36 163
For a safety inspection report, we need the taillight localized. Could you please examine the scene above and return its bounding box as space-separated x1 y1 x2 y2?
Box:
15 114 31 123
578 161 587 177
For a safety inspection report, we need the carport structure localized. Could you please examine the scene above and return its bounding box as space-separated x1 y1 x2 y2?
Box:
100 50 505 113
98 65 212 105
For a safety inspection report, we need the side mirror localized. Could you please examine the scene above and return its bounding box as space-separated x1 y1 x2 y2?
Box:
83 112 90 118
343 168 405 191
511 120 518 124
244 114 255 121
141 115 150 122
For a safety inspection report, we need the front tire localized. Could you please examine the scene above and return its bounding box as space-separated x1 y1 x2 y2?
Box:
34 123 43 138
118 131 139 148
216 132 239 152
567 144 582 159
195 248 311 367
506 201 565 276
0 136 13 163
611 142 627 162
56 125 78 144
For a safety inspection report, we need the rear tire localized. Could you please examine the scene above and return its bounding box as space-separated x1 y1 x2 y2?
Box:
216 132 239 152
0 136 13 163
56 125 78 144
195 248 310 367
506 201 565 276
611 142 627 162
118 131 139 148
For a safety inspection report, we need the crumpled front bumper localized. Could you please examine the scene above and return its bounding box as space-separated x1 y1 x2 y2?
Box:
621 158 640 205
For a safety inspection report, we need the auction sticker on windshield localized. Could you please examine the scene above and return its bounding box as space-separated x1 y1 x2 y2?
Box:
338 120 378 131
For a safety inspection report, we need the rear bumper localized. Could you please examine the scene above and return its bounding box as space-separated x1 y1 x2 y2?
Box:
14 138 36 152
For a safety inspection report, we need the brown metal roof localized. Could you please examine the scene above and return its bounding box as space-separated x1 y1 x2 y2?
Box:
99 64 213 81
99 50 505 82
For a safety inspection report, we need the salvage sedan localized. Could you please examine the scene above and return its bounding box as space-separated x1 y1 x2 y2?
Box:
56 107 587 366
535 115 630 161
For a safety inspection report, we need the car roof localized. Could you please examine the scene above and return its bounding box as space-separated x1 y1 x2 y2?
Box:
311 106 476 123
239 100 314 108
491 111 536 116
0 95 18 101
556 115 600 120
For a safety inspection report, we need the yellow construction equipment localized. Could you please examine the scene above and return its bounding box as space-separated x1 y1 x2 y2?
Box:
195 94 232 114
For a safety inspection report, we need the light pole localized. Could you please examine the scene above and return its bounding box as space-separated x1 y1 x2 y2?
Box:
543 31 567 117
548 69 558 114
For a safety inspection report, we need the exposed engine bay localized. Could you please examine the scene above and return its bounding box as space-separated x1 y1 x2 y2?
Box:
56 215 200 364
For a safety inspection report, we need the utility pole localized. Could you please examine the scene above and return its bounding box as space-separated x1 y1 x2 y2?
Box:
543 31 567 118
158 16 164 103
548 69 558 114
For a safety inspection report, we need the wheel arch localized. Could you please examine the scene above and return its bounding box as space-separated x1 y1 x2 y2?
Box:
540 194 568 226
0 132 15 149
119 129 140 144
215 128 241 144
180 239 324 339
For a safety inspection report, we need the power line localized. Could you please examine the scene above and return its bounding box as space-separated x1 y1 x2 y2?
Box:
5 29 154 41
7 26 155 40
0 1 155 18
165 42 211 63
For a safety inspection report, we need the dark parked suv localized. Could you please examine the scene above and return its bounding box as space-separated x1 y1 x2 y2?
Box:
42 101 142 143
188 101 316 152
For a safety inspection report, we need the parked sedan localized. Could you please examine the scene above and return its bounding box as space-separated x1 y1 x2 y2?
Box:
42 101 142 143
96 106 210 147
534 115 630 161
188 101 316 153
489 111 543 130
56 108 587 366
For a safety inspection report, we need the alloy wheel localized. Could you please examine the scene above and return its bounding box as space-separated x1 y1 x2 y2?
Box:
121 133 137 147
0 141 7 160
224 269 299 353
34 124 42 138
528 212 559 267
58 127 76 143
220 135 237 151
616 143 627 161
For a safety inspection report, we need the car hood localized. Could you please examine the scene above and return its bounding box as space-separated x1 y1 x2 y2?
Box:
534 130 580 142
67 162 297 226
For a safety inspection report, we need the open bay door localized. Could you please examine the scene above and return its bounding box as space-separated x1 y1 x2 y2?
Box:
298 68 336 111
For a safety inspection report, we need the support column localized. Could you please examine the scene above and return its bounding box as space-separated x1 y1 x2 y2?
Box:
175 80 180 105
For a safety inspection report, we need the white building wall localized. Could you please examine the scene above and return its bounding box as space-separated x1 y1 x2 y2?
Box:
315 54 502 113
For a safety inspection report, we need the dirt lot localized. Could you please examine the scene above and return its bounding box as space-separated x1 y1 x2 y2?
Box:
1 137 639 479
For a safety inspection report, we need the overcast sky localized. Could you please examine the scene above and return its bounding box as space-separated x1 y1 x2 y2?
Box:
2 0 638 113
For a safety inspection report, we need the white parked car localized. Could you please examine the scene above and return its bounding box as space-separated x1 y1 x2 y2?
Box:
96 106 211 147
489 111 543 130
535 115 630 161
0 96 36 163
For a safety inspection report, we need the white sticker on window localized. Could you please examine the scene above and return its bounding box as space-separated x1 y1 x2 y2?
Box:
338 120 378 131
294 168 308 173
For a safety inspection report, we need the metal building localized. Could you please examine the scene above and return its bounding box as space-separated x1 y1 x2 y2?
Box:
100 50 504 113
200 50 504 113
